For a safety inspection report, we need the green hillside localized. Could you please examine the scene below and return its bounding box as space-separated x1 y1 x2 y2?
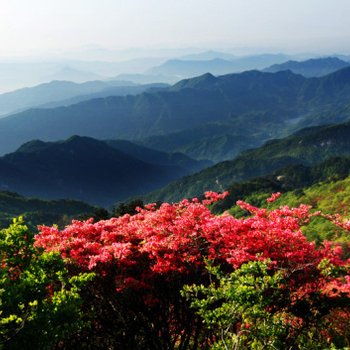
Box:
202 156 350 243
0 190 96 229
270 177 350 243
143 121 350 203
221 176 350 244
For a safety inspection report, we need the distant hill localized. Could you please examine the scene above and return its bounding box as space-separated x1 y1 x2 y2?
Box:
47 66 105 83
263 57 350 77
104 139 211 173
0 136 207 206
229 53 292 71
143 67 350 161
1 68 350 158
142 121 350 202
147 58 239 77
147 54 290 78
142 123 262 163
0 190 96 229
36 83 169 109
0 57 167 94
0 79 143 116
109 73 179 85
179 50 236 61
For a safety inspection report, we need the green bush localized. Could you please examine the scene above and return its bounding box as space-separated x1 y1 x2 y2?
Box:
0 218 94 349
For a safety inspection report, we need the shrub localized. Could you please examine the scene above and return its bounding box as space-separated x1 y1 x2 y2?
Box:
34 193 350 349
0 218 93 349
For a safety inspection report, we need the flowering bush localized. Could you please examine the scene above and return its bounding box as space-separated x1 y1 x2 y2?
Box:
33 192 350 349
0 218 94 349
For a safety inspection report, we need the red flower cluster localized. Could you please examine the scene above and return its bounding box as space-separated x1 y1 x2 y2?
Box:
266 191 281 203
34 192 350 300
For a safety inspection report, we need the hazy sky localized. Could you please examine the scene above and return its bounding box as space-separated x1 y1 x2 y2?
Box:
1 0 350 57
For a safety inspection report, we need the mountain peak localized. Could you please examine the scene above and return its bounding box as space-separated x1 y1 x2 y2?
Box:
16 139 51 153
263 56 350 77
172 72 217 90
64 134 89 143
0 135 205 206
59 135 114 153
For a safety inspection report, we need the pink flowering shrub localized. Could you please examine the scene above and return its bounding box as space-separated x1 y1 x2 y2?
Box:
34 192 350 348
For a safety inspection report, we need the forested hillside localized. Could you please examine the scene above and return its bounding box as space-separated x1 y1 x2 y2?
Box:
0 80 164 116
0 191 96 229
1 68 350 159
143 121 350 202
0 136 207 205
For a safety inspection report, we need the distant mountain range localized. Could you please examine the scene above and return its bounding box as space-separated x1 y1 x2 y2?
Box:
141 124 261 163
0 57 167 93
142 121 350 202
147 58 239 77
47 66 105 83
0 136 208 206
263 57 350 77
1 67 350 159
147 54 290 78
104 139 211 172
108 73 178 85
35 83 169 110
0 80 169 116
179 50 236 61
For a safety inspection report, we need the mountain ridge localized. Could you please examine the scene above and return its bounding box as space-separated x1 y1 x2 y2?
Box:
263 57 350 77
0 136 208 206
141 120 350 203
1 68 350 158
0 79 172 117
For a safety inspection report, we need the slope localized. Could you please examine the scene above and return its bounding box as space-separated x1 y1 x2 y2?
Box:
0 79 138 116
0 136 192 206
212 157 350 243
1 68 350 158
263 57 350 77
0 190 96 229
147 53 290 78
104 139 211 173
142 121 350 202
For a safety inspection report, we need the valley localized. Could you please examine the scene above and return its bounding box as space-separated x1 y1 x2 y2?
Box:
1 56 350 209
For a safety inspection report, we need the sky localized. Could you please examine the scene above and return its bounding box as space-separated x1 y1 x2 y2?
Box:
0 0 350 58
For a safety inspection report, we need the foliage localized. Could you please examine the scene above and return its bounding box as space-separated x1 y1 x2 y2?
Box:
182 194 350 349
183 259 350 349
34 192 350 349
211 156 350 215
34 192 228 349
0 218 94 349
0 190 96 230
113 199 144 217
267 176 350 243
